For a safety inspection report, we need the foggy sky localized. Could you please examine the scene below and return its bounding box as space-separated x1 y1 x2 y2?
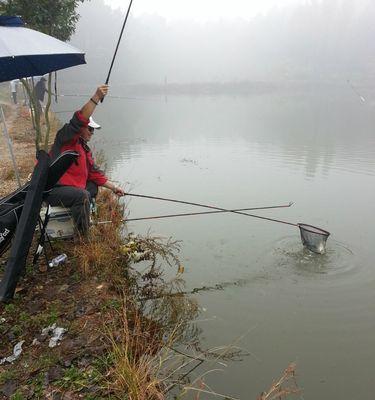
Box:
104 0 307 20
61 0 375 87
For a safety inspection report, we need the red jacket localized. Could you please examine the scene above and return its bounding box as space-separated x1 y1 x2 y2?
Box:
50 111 107 189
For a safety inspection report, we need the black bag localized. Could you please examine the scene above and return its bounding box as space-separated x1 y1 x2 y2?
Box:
0 202 23 257
0 150 79 258
0 150 79 302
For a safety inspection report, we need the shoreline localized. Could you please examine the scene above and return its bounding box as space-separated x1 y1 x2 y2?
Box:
0 102 192 398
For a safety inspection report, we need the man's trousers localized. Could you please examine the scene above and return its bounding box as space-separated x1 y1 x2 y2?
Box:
46 182 98 235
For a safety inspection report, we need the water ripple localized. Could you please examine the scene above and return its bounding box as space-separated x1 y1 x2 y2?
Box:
260 235 364 287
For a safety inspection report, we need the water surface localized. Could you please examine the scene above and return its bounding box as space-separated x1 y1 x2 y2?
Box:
55 86 375 399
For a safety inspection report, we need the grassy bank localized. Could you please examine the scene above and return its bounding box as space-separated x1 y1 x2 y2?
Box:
0 189 200 399
0 100 200 399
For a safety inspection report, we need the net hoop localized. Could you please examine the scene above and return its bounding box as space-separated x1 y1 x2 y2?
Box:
297 223 330 237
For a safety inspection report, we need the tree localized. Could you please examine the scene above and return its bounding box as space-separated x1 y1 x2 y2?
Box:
0 0 87 41
0 0 88 150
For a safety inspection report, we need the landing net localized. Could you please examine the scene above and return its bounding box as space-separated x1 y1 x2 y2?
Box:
298 223 330 254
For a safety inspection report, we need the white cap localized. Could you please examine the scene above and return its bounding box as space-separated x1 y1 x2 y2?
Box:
88 116 101 130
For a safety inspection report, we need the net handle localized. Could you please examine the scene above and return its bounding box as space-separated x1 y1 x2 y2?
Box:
125 202 293 222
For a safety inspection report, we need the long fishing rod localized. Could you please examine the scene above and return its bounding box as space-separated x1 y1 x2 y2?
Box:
126 193 331 254
126 203 293 221
57 93 155 102
127 193 297 227
105 0 134 86
97 202 294 224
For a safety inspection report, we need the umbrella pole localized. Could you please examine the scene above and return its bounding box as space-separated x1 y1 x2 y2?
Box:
0 105 21 187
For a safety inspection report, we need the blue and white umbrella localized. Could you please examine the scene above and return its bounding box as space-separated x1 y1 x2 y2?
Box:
0 16 86 82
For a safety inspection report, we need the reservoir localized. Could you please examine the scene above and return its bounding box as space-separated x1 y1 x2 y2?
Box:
55 84 375 399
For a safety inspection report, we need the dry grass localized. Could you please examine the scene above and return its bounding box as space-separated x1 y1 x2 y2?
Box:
102 292 208 400
72 191 126 279
104 297 168 400
64 190 272 400
70 192 210 399
257 363 300 400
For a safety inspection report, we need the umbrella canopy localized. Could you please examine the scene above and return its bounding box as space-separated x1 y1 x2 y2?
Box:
0 16 86 82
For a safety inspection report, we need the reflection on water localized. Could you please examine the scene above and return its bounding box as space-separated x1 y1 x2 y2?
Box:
53 87 375 399
55 86 375 179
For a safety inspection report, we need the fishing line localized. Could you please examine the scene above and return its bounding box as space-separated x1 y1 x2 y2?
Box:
53 110 76 114
57 93 157 102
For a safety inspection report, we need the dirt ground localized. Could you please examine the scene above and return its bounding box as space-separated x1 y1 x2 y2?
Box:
0 102 117 398
0 261 119 399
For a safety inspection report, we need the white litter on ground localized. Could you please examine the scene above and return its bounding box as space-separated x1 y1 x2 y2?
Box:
0 340 25 364
41 323 67 348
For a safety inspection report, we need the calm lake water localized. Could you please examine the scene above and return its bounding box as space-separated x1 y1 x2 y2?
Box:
55 85 375 399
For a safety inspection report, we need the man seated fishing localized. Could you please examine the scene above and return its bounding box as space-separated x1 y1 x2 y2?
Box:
47 85 125 235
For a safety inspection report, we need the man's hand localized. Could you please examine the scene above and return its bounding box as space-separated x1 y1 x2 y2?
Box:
113 186 125 197
103 181 125 196
92 85 109 103
81 84 109 119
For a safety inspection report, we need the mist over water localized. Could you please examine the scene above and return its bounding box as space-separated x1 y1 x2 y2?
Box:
61 0 375 86
54 1 375 398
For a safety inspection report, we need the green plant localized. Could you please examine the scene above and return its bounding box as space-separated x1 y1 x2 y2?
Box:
4 303 16 314
11 324 22 337
0 0 87 41
46 304 59 325
28 371 45 398
10 392 24 400
19 311 29 323
101 298 121 312
55 365 100 391
0 370 16 385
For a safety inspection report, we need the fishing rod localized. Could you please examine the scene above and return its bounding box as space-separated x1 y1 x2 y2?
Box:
127 193 297 227
104 0 134 87
97 202 294 224
126 203 293 221
125 193 331 254
57 93 155 102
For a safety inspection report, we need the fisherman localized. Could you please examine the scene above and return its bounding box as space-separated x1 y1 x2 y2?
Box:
46 84 125 235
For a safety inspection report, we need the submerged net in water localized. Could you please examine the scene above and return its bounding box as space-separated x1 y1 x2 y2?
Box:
298 223 330 254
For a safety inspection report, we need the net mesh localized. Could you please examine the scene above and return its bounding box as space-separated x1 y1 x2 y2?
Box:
298 223 330 254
